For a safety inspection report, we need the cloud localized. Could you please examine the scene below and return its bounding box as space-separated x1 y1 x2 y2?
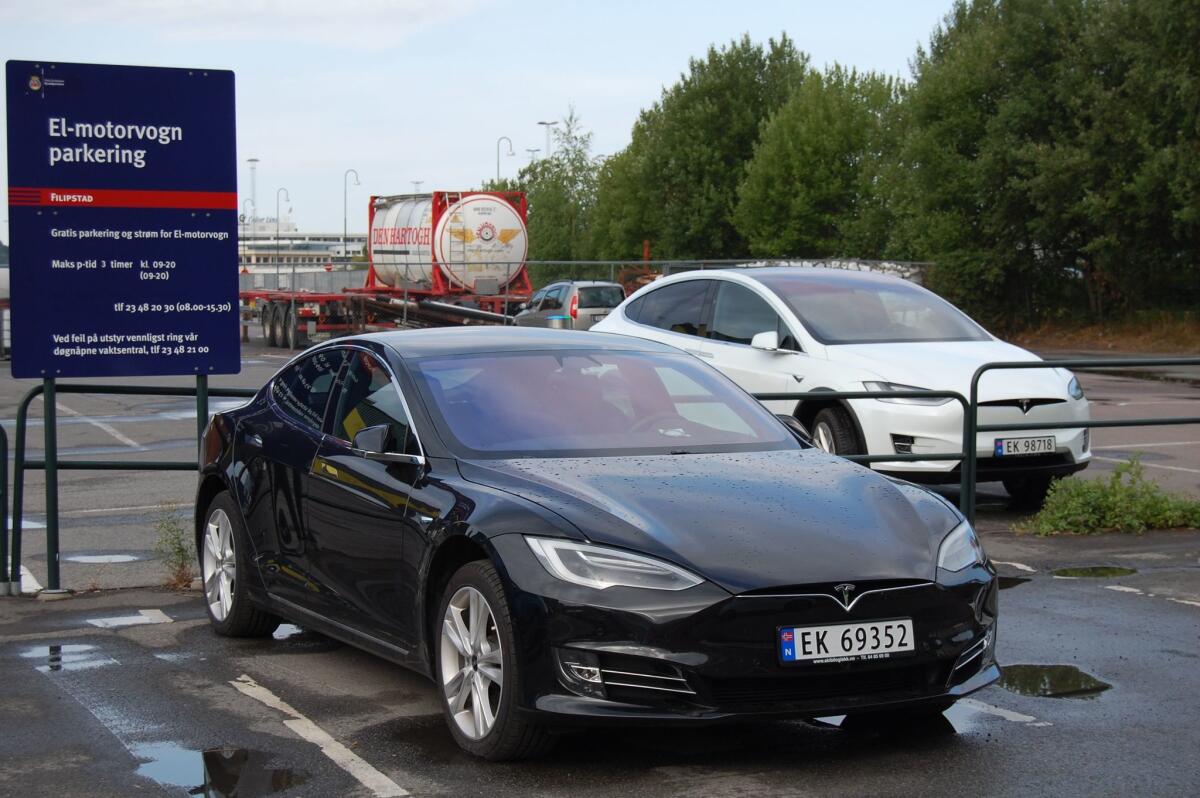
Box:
0 0 485 50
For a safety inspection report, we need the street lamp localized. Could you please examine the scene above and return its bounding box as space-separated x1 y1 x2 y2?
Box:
537 120 558 158
240 198 253 271
275 187 289 289
343 168 360 270
495 136 514 181
526 148 540 163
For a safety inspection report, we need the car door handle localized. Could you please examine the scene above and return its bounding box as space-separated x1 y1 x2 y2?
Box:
247 433 263 447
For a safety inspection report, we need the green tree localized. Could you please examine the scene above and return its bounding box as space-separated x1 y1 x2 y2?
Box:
734 65 901 258
591 34 808 260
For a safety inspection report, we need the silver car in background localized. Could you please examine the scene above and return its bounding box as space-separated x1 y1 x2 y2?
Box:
514 280 625 330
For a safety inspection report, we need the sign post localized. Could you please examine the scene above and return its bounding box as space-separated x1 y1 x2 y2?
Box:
5 60 239 591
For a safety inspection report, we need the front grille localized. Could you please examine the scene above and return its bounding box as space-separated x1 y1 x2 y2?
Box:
979 398 1065 411
705 663 945 707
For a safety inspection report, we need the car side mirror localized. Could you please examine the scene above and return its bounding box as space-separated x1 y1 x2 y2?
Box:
516 302 528 312
352 424 425 466
751 331 780 351
775 414 814 445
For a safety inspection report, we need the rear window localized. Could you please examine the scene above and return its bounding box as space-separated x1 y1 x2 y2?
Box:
409 350 795 459
578 285 625 309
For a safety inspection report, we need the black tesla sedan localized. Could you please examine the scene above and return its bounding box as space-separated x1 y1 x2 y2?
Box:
196 327 998 760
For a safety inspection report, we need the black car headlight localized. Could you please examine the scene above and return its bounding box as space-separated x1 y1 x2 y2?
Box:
526 537 704 591
937 521 986 572
863 381 952 406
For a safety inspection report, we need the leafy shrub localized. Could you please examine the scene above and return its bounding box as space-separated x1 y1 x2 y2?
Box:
153 503 196 588
1023 457 1200 536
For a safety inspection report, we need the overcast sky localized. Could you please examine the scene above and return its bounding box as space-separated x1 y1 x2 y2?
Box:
1 0 951 240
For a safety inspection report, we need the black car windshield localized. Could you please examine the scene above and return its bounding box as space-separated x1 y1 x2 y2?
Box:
410 350 797 458
577 285 625 309
755 272 991 344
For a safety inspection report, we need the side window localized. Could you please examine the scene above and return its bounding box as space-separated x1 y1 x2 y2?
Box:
542 285 565 311
332 351 418 454
528 288 546 309
636 280 710 337
708 282 784 346
271 349 348 431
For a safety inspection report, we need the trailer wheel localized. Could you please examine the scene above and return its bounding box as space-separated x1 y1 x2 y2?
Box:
285 307 304 350
261 304 276 347
271 303 287 349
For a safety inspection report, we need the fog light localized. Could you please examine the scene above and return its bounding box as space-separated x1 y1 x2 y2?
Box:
554 648 605 699
891 434 914 454
1082 428 1090 453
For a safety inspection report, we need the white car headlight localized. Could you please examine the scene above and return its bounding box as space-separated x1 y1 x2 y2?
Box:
863 381 952 406
937 521 986 572
1068 375 1085 400
526 537 704 591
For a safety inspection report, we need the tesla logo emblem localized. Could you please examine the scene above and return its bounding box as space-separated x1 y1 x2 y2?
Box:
834 583 856 608
1019 399 1033 414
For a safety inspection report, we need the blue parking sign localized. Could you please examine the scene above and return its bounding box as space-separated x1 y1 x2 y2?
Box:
5 60 239 378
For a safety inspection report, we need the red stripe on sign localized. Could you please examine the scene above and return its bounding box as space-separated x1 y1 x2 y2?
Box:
8 188 237 209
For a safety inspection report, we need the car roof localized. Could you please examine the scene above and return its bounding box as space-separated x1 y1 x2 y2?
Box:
661 265 910 289
543 280 622 287
355 326 679 358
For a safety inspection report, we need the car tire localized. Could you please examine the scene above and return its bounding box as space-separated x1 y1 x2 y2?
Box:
271 305 287 350
199 492 280 638
285 307 300 350
812 406 861 456
1003 476 1054 510
435 561 554 761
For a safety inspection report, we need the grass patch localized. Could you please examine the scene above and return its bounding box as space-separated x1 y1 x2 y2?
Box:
1021 457 1200 535
153 502 196 589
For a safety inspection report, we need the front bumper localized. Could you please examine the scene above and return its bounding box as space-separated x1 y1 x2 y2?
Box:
848 396 1092 481
491 535 999 725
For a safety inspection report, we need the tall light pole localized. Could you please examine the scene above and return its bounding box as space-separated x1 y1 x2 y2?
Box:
240 198 253 271
343 168 360 270
247 157 259 222
495 136 514 181
411 180 424 194
526 148 539 164
275 187 289 288
537 120 558 158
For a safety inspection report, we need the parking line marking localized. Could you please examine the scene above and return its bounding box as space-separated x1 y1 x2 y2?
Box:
61 503 195 518
230 674 408 797
959 698 1045 725
1105 585 1143 594
1166 597 1200 609
1093 456 1200 475
22 565 43 594
87 609 174 628
993 560 1037 573
54 400 142 449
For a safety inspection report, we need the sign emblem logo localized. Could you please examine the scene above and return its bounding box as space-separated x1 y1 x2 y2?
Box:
833 583 857 609
476 221 497 242
1019 398 1033 414
28 75 42 91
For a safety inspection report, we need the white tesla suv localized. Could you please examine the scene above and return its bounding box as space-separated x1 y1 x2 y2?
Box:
591 267 1090 507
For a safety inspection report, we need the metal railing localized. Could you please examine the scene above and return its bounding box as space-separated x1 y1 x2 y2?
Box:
7 378 257 593
757 358 1199 523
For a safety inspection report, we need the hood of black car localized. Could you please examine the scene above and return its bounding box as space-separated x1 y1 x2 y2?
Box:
458 449 959 594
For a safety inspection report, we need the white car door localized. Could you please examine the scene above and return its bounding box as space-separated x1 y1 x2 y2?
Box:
699 280 804 415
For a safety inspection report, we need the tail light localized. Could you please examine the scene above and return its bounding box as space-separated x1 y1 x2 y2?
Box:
569 294 578 320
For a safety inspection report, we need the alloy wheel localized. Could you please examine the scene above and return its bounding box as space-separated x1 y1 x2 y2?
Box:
814 422 836 454
440 586 503 740
202 508 236 621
